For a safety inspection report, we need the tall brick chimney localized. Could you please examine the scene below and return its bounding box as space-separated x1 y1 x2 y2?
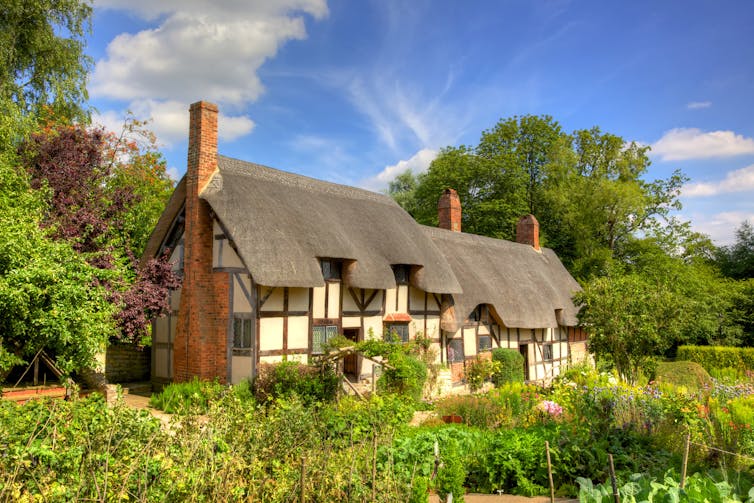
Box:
438 188 462 232
173 101 230 382
516 214 541 251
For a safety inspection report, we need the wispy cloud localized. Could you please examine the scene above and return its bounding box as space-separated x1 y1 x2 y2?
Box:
359 148 437 191
683 164 754 197
687 211 754 245
90 0 326 143
686 101 711 110
651 128 754 161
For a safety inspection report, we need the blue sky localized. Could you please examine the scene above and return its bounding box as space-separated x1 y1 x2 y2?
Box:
87 0 754 244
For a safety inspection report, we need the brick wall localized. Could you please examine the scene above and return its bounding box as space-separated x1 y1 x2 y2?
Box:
516 214 540 250
438 188 462 232
105 344 150 383
172 101 230 383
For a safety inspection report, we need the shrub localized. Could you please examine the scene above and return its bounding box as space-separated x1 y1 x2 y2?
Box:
491 348 524 385
149 377 225 413
465 357 501 392
677 345 754 375
655 361 712 391
378 352 428 402
253 361 338 405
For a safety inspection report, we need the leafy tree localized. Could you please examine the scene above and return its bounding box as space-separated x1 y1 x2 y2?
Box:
716 221 754 280
0 128 116 375
574 270 678 384
18 120 177 346
386 169 420 218
0 0 92 120
391 116 686 279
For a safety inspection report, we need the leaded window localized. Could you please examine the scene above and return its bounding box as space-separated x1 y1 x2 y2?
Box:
312 325 338 354
233 317 252 356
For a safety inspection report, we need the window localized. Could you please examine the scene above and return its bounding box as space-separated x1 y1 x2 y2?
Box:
312 325 338 354
478 335 492 352
468 305 487 323
392 264 410 285
233 317 252 356
384 323 409 343
320 259 342 281
447 338 465 363
542 343 553 361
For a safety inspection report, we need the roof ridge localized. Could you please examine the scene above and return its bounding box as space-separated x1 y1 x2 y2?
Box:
217 155 394 205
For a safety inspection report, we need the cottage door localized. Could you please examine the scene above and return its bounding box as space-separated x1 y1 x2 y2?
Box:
519 344 530 381
343 328 359 378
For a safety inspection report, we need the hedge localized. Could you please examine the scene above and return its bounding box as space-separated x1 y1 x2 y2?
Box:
676 345 754 375
491 348 524 385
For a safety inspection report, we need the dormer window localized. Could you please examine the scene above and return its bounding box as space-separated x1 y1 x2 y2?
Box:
392 264 410 285
320 259 342 281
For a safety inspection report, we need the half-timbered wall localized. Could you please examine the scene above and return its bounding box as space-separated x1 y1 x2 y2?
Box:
153 222 574 386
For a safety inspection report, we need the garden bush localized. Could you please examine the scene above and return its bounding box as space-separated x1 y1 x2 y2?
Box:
677 345 754 375
465 357 500 392
655 361 712 391
491 348 524 385
253 360 339 405
149 376 226 413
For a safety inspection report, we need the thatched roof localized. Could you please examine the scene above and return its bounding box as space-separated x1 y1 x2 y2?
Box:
199 156 462 292
142 177 185 264
423 226 581 331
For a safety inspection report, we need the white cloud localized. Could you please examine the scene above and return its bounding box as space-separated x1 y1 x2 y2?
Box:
90 0 326 145
93 100 254 147
686 101 711 110
683 164 754 197
688 211 754 245
651 128 754 161
359 148 437 191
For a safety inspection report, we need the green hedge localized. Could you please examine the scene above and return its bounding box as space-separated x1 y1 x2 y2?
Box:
491 348 524 385
676 345 754 375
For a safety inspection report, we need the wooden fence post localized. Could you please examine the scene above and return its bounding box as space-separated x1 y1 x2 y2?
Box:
545 441 555 503
608 454 620 503
680 433 691 489
300 456 306 503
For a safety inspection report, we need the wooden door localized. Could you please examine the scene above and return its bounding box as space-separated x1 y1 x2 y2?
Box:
343 328 359 377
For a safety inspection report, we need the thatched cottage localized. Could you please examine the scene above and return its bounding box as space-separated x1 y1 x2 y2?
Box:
144 101 585 388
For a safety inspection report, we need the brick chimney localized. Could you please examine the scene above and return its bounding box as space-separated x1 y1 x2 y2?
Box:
173 101 230 382
516 214 540 251
438 188 462 232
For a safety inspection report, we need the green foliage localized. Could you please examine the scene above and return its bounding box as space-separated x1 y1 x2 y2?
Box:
253 360 339 405
356 336 429 402
465 357 500 392
0 154 117 375
148 377 228 414
577 471 752 502
575 269 679 384
716 220 754 280
0 0 93 120
655 361 712 391
677 345 754 376
491 348 524 385
390 115 685 279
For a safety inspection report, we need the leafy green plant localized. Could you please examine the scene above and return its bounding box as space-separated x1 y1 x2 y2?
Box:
465 357 501 392
577 471 752 502
148 376 225 413
491 348 524 385
252 360 339 405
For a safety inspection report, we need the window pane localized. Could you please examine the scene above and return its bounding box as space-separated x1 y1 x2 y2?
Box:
243 319 252 348
234 318 243 348
478 335 491 352
447 338 464 363
543 343 553 361
312 326 325 353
